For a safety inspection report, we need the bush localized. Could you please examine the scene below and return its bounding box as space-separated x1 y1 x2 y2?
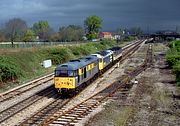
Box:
166 40 180 86
0 56 21 82
124 36 135 42
69 46 83 56
48 47 75 64
168 40 180 53
0 40 117 85
166 54 180 67
173 61 180 86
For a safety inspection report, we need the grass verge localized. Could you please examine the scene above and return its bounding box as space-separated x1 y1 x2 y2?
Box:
0 40 131 93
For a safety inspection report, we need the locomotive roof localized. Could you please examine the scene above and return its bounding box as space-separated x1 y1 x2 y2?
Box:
108 46 122 51
91 49 113 58
91 54 103 58
97 50 113 56
55 55 98 71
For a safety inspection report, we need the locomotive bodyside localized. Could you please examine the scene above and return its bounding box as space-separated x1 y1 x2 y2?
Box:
92 50 114 70
54 56 99 93
54 46 123 95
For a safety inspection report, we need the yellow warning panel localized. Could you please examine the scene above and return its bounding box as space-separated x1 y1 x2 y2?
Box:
54 77 75 89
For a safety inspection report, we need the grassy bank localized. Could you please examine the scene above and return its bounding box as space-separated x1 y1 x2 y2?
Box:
166 40 180 86
0 40 128 92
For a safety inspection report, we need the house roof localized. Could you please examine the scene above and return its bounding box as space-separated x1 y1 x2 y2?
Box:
100 32 112 35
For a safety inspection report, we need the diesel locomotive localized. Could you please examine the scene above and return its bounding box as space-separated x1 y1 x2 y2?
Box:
54 47 122 95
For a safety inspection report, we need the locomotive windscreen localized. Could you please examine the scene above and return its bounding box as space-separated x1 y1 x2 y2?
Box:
55 70 76 77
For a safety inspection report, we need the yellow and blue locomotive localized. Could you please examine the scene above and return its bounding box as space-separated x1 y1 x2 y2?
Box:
54 55 99 94
54 47 122 95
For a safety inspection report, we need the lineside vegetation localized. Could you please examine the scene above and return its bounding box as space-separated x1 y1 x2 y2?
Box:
166 40 180 86
0 40 116 90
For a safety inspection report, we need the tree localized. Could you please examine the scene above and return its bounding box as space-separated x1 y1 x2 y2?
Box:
32 20 50 41
22 29 35 42
50 32 61 42
0 26 5 42
84 15 102 40
4 18 27 46
176 25 180 34
130 27 143 36
59 25 84 42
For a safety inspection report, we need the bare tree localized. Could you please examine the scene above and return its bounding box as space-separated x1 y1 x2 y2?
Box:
5 18 27 47
0 24 6 42
59 25 84 42
130 27 143 36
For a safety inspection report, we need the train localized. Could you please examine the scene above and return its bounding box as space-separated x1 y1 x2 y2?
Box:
54 46 123 95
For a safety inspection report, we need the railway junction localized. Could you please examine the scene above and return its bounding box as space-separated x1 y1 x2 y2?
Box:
0 40 179 126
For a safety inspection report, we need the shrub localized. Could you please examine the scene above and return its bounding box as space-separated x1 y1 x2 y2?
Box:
0 40 117 85
124 36 135 42
0 56 21 82
166 40 180 86
173 61 180 86
166 54 180 67
48 47 75 64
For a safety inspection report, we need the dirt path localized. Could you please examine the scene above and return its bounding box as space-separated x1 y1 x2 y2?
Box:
85 43 180 126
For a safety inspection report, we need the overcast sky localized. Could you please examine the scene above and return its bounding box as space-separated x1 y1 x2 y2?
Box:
0 0 180 32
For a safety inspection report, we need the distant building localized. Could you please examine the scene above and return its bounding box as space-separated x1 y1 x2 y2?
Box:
34 36 40 42
113 35 121 40
98 32 112 40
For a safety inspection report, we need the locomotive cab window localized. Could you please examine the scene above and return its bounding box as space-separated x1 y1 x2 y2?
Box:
99 58 103 62
55 70 76 77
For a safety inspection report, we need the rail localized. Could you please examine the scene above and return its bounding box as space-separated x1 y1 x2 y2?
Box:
19 40 146 126
38 44 153 126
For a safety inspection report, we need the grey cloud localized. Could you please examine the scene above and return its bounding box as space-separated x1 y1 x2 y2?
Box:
0 0 180 31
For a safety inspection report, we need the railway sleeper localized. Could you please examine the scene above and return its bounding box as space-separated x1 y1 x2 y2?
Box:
81 103 98 109
52 121 68 125
67 110 85 115
56 118 72 122
61 114 79 118
76 109 92 114
74 108 88 111
85 100 99 104
60 117 76 120
69 122 78 125
78 105 90 108
49 124 64 126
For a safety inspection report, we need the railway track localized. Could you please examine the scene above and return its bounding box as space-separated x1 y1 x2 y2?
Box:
36 44 153 126
0 40 140 104
0 73 54 103
0 85 59 124
18 40 146 126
